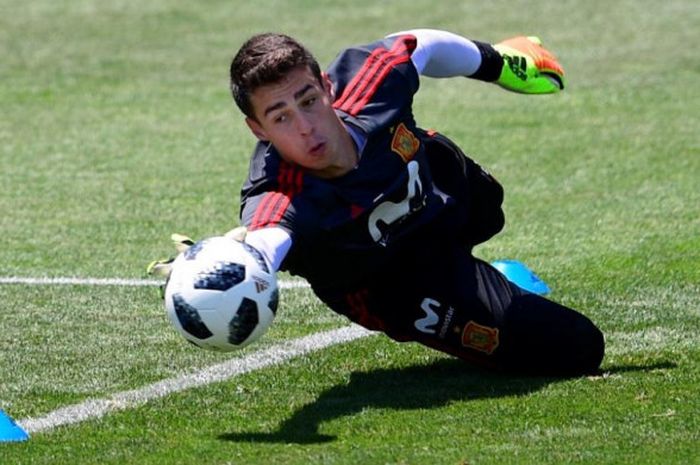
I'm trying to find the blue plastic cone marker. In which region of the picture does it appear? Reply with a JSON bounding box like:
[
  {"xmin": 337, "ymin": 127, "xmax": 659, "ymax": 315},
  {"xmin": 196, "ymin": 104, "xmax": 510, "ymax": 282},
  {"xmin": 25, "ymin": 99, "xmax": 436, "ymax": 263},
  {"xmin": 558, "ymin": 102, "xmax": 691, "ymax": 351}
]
[
  {"xmin": 491, "ymin": 260, "xmax": 551, "ymax": 295},
  {"xmin": 0, "ymin": 410, "xmax": 29, "ymax": 442}
]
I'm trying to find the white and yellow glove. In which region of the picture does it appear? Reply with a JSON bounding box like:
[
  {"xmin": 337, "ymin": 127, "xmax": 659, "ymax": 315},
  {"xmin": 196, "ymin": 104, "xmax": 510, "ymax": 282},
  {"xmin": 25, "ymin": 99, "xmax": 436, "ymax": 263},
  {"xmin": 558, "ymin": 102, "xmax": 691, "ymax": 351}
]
[
  {"xmin": 146, "ymin": 233, "xmax": 195, "ymax": 278},
  {"xmin": 224, "ymin": 226, "xmax": 248, "ymax": 242},
  {"xmin": 146, "ymin": 228, "xmax": 249, "ymax": 278}
]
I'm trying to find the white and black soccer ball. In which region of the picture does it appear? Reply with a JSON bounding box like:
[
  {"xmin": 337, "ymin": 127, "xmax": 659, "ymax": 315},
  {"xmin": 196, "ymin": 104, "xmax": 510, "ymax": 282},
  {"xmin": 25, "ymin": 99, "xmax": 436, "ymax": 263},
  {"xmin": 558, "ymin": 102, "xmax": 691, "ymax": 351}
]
[{"xmin": 163, "ymin": 236, "xmax": 278, "ymax": 351}]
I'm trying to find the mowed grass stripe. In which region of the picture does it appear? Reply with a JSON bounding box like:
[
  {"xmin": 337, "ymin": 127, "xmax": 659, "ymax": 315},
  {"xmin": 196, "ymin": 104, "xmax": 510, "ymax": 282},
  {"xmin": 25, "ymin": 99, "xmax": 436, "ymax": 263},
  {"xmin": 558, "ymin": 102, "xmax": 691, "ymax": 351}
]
[
  {"xmin": 18, "ymin": 324, "xmax": 373, "ymax": 434},
  {"xmin": 0, "ymin": 276, "xmax": 310, "ymax": 289}
]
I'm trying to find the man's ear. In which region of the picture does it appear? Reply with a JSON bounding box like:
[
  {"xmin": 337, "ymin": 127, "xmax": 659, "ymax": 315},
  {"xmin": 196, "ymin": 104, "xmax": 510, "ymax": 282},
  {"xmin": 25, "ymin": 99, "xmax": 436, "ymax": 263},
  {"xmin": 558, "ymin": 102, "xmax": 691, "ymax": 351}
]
[
  {"xmin": 245, "ymin": 117, "xmax": 268, "ymax": 141},
  {"xmin": 322, "ymin": 72, "xmax": 335, "ymax": 100}
]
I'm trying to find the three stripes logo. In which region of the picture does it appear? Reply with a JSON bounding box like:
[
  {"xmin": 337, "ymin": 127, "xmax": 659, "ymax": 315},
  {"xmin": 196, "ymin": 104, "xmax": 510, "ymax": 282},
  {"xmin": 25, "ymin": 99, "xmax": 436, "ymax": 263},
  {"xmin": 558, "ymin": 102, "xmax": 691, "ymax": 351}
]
[
  {"xmin": 333, "ymin": 35, "xmax": 417, "ymax": 116},
  {"xmin": 253, "ymin": 276, "xmax": 270, "ymax": 293},
  {"xmin": 504, "ymin": 54, "xmax": 528, "ymax": 81},
  {"xmin": 249, "ymin": 161, "xmax": 303, "ymax": 230}
]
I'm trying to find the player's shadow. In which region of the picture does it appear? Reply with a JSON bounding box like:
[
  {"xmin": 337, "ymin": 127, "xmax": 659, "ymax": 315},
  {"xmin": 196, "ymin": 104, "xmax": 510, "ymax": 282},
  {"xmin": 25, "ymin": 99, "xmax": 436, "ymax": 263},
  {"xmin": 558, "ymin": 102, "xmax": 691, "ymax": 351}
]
[
  {"xmin": 218, "ymin": 357, "xmax": 677, "ymax": 444},
  {"xmin": 218, "ymin": 358, "xmax": 559, "ymax": 444}
]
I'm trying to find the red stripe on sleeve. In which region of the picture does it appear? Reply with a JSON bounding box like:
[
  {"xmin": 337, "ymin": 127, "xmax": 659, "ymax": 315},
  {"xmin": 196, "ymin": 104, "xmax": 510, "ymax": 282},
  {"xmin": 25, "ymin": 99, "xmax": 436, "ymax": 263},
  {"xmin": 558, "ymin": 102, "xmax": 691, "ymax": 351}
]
[
  {"xmin": 278, "ymin": 160, "xmax": 304, "ymax": 196},
  {"xmin": 249, "ymin": 161, "xmax": 304, "ymax": 230},
  {"xmin": 268, "ymin": 193, "xmax": 291, "ymax": 225},
  {"xmin": 348, "ymin": 52, "xmax": 412, "ymax": 116},
  {"xmin": 250, "ymin": 192, "xmax": 282, "ymax": 230},
  {"xmin": 333, "ymin": 46, "xmax": 390, "ymax": 111},
  {"xmin": 333, "ymin": 36, "xmax": 416, "ymax": 116}
]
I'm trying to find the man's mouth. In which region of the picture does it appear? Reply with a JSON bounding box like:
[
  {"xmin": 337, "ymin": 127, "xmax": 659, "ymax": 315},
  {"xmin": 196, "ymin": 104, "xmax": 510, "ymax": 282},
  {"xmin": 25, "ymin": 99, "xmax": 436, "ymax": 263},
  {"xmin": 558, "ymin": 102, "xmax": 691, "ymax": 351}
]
[{"xmin": 309, "ymin": 142, "xmax": 325, "ymax": 156}]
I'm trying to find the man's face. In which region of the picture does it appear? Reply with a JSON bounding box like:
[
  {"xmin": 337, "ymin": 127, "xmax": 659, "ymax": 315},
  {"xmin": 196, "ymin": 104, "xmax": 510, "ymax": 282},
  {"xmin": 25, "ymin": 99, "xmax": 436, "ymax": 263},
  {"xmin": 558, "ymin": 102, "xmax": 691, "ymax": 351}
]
[{"xmin": 245, "ymin": 66, "xmax": 355, "ymax": 178}]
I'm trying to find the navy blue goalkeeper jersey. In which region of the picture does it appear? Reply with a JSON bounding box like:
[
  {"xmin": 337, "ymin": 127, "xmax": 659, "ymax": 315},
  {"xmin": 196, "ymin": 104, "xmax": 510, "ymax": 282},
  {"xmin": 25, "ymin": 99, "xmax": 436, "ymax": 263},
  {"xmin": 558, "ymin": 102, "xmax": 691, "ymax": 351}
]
[{"xmin": 240, "ymin": 34, "xmax": 476, "ymax": 297}]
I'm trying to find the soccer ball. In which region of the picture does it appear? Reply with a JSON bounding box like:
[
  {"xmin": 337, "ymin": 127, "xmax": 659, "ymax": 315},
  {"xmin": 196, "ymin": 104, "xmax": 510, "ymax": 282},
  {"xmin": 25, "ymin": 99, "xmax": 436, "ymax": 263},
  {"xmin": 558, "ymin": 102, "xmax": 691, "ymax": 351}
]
[{"xmin": 163, "ymin": 236, "xmax": 278, "ymax": 351}]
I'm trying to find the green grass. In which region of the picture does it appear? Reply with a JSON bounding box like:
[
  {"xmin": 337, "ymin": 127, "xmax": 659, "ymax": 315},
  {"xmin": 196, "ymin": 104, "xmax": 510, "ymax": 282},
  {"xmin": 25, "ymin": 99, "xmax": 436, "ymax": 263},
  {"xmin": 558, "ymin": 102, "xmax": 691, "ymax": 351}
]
[{"xmin": 1, "ymin": 0, "xmax": 699, "ymax": 463}]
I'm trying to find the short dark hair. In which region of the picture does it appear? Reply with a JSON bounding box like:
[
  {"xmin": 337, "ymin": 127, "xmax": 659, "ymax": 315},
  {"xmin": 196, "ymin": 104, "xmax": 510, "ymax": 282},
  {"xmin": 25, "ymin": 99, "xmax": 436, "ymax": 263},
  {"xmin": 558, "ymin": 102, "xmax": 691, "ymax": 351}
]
[{"xmin": 230, "ymin": 33, "xmax": 323, "ymax": 120}]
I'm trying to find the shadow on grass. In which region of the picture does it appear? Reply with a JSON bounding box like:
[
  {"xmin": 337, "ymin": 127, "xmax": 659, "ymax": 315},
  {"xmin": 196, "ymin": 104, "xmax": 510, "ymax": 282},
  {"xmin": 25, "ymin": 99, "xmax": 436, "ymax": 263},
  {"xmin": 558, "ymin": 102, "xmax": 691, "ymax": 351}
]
[
  {"xmin": 218, "ymin": 358, "xmax": 565, "ymax": 444},
  {"xmin": 603, "ymin": 360, "xmax": 677, "ymax": 375},
  {"xmin": 219, "ymin": 358, "xmax": 679, "ymax": 444},
  {"xmin": 219, "ymin": 357, "xmax": 679, "ymax": 444}
]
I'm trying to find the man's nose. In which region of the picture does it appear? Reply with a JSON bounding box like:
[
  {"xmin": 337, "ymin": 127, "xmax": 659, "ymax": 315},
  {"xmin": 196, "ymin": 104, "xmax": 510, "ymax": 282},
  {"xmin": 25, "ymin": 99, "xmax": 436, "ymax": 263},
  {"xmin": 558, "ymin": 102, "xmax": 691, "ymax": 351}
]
[{"xmin": 295, "ymin": 113, "xmax": 314, "ymax": 135}]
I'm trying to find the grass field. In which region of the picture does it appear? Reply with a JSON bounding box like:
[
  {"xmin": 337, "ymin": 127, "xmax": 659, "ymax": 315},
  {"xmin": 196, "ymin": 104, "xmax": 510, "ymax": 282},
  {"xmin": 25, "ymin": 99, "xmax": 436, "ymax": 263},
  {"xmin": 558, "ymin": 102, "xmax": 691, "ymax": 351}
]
[{"xmin": 1, "ymin": 0, "xmax": 699, "ymax": 463}]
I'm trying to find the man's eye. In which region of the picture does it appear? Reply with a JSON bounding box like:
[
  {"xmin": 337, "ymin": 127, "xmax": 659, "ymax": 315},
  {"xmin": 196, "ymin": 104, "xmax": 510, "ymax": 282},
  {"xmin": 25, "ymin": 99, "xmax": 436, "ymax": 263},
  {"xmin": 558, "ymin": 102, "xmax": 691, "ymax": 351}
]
[
  {"xmin": 302, "ymin": 97, "xmax": 317, "ymax": 108},
  {"xmin": 273, "ymin": 114, "xmax": 287, "ymax": 123}
]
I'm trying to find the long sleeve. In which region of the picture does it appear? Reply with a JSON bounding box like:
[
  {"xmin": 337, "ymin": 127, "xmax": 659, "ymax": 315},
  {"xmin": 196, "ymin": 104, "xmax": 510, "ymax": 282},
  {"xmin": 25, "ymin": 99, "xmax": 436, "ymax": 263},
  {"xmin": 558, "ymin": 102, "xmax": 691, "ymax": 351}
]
[
  {"xmin": 387, "ymin": 28, "xmax": 502, "ymax": 81},
  {"xmin": 244, "ymin": 227, "xmax": 292, "ymax": 272}
]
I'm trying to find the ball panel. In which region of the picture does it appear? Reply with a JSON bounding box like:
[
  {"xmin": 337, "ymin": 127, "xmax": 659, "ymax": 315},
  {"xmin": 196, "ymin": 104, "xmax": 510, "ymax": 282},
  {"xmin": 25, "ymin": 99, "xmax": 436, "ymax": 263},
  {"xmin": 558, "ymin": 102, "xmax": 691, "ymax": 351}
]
[
  {"xmin": 228, "ymin": 297, "xmax": 259, "ymax": 345},
  {"xmin": 193, "ymin": 261, "xmax": 246, "ymax": 291},
  {"xmin": 171, "ymin": 293, "xmax": 214, "ymax": 339},
  {"xmin": 242, "ymin": 242, "xmax": 270, "ymax": 273},
  {"xmin": 268, "ymin": 288, "xmax": 279, "ymax": 315},
  {"xmin": 183, "ymin": 240, "xmax": 207, "ymax": 260}
]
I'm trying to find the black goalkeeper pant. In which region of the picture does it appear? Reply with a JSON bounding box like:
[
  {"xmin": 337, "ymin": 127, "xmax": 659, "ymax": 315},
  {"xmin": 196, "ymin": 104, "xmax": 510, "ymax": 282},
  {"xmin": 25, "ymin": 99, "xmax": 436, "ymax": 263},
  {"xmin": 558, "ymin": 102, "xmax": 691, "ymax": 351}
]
[{"xmin": 339, "ymin": 248, "xmax": 604, "ymax": 376}]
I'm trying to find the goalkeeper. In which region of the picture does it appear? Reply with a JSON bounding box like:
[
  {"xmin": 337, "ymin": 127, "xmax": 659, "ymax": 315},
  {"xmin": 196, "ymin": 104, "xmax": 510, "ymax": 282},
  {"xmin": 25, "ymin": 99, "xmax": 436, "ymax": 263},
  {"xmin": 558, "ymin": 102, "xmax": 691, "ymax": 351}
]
[{"xmin": 211, "ymin": 29, "xmax": 602, "ymax": 375}]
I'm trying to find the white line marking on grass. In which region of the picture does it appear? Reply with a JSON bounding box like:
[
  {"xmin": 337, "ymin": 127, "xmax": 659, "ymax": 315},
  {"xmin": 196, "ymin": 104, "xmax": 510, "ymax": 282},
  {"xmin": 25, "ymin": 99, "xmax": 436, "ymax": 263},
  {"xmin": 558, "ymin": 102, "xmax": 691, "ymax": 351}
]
[
  {"xmin": 0, "ymin": 276, "xmax": 309, "ymax": 289},
  {"xmin": 18, "ymin": 324, "xmax": 374, "ymax": 434}
]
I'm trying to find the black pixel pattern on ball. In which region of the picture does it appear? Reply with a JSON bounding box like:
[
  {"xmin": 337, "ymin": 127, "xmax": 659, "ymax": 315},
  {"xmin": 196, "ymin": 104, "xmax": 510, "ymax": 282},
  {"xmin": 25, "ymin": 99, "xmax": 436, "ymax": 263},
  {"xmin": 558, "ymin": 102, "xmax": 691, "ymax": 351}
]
[
  {"xmin": 228, "ymin": 297, "xmax": 259, "ymax": 344},
  {"xmin": 183, "ymin": 239, "xmax": 207, "ymax": 260},
  {"xmin": 243, "ymin": 243, "xmax": 270, "ymax": 273},
  {"xmin": 194, "ymin": 262, "xmax": 246, "ymax": 291},
  {"xmin": 269, "ymin": 288, "xmax": 279, "ymax": 315},
  {"xmin": 172, "ymin": 293, "xmax": 213, "ymax": 339}
]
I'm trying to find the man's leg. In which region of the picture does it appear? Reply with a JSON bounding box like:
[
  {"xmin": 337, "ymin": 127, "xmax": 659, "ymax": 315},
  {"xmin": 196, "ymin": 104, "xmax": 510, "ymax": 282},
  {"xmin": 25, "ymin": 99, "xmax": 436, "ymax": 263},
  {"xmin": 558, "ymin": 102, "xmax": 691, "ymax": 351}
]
[
  {"xmin": 370, "ymin": 250, "xmax": 604, "ymax": 376},
  {"xmin": 472, "ymin": 257, "xmax": 605, "ymax": 375}
]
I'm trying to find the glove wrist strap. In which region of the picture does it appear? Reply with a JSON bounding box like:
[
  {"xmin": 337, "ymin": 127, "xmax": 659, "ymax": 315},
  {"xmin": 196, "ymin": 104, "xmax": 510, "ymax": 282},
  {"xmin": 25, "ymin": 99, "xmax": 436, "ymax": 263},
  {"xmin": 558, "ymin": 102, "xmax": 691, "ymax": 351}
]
[{"xmin": 469, "ymin": 41, "xmax": 503, "ymax": 82}]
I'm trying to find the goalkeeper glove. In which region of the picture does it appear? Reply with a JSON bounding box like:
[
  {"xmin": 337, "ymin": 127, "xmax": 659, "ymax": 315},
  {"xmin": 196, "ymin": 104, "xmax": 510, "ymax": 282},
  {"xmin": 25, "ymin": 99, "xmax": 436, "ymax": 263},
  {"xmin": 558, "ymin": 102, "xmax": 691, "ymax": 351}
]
[
  {"xmin": 494, "ymin": 36, "xmax": 565, "ymax": 94},
  {"xmin": 224, "ymin": 226, "xmax": 248, "ymax": 242},
  {"xmin": 146, "ymin": 228, "xmax": 248, "ymax": 278},
  {"xmin": 146, "ymin": 228, "xmax": 249, "ymax": 300},
  {"xmin": 146, "ymin": 233, "xmax": 195, "ymax": 278}
]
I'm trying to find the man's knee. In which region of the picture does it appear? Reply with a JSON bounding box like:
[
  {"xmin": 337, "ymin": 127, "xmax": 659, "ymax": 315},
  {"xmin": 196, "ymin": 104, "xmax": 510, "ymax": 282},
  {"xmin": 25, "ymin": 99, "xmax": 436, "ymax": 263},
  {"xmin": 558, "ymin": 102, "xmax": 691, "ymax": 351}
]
[{"xmin": 499, "ymin": 294, "xmax": 605, "ymax": 376}]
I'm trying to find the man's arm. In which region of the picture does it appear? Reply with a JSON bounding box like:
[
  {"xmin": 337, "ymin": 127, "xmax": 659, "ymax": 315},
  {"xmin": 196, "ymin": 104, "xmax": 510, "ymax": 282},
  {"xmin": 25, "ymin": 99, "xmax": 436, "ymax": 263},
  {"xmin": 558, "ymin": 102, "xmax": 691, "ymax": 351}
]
[
  {"xmin": 146, "ymin": 227, "xmax": 291, "ymax": 280},
  {"xmin": 388, "ymin": 29, "xmax": 485, "ymax": 78},
  {"xmin": 388, "ymin": 28, "xmax": 564, "ymax": 93},
  {"xmin": 241, "ymin": 227, "xmax": 292, "ymax": 272}
]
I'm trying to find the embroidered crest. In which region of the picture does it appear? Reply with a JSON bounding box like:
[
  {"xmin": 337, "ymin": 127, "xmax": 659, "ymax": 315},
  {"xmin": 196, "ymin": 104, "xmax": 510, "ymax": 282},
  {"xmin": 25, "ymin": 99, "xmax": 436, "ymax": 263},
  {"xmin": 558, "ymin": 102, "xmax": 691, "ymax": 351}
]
[
  {"xmin": 390, "ymin": 123, "xmax": 420, "ymax": 162},
  {"xmin": 461, "ymin": 321, "xmax": 500, "ymax": 354}
]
